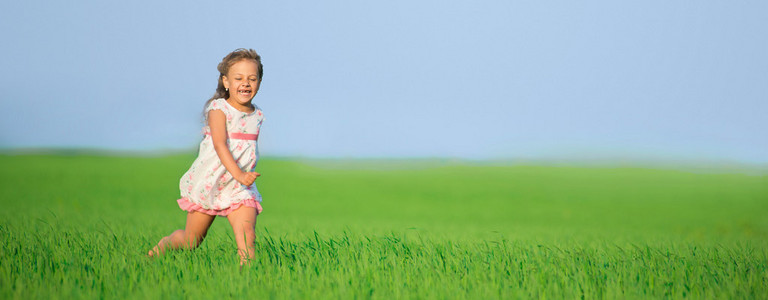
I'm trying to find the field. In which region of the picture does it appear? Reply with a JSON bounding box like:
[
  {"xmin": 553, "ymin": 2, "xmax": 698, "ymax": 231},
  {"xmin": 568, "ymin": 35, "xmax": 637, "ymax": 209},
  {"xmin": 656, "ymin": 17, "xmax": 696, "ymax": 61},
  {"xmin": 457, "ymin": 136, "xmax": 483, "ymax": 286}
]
[{"xmin": 1, "ymin": 153, "xmax": 767, "ymax": 299}]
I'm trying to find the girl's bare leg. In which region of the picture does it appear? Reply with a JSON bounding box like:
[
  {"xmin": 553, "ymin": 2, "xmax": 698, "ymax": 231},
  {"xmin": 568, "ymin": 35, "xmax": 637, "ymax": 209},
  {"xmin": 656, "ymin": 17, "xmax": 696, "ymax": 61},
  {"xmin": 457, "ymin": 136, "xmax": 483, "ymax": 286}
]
[
  {"xmin": 226, "ymin": 206, "xmax": 258, "ymax": 264},
  {"xmin": 148, "ymin": 211, "xmax": 216, "ymax": 257}
]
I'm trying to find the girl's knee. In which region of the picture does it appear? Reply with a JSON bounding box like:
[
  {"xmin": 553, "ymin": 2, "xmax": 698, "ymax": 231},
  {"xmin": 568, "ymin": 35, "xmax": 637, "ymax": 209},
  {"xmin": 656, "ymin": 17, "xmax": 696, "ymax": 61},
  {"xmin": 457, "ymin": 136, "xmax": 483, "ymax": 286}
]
[{"xmin": 233, "ymin": 228, "xmax": 255, "ymax": 240}]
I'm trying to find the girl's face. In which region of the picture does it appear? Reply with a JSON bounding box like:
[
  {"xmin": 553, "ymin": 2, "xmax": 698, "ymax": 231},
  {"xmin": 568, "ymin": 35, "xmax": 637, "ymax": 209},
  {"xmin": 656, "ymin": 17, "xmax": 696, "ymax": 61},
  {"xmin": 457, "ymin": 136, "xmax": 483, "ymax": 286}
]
[{"xmin": 222, "ymin": 59, "xmax": 261, "ymax": 107}]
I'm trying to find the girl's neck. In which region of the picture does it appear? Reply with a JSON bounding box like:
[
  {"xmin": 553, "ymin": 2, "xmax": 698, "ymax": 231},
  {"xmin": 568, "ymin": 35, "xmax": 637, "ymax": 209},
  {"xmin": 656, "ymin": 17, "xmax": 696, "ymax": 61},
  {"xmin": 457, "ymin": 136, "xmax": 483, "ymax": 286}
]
[{"xmin": 225, "ymin": 98, "xmax": 255, "ymax": 113}]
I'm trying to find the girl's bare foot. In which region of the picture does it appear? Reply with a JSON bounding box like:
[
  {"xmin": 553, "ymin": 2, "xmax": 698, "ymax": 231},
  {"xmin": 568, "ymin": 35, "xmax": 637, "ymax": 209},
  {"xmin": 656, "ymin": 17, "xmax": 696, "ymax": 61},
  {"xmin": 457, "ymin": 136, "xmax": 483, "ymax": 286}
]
[
  {"xmin": 239, "ymin": 252, "xmax": 256, "ymax": 266},
  {"xmin": 239, "ymin": 257, "xmax": 253, "ymax": 271},
  {"xmin": 147, "ymin": 236, "xmax": 170, "ymax": 258}
]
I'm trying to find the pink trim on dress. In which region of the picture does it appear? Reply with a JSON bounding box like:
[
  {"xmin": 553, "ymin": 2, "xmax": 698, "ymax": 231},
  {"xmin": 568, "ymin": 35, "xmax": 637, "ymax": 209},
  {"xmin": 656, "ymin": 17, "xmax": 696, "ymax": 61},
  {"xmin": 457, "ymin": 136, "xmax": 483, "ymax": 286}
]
[
  {"xmin": 203, "ymin": 132, "xmax": 258, "ymax": 141},
  {"xmin": 177, "ymin": 197, "xmax": 260, "ymax": 216},
  {"xmin": 229, "ymin": 132, "xmax": 258, "ymax": 140}
]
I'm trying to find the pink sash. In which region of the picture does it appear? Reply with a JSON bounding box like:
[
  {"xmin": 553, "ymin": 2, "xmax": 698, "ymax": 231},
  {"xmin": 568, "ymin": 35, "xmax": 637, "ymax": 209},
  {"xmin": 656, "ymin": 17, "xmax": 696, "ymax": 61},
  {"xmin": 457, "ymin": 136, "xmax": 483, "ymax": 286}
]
[{"xmin": 204, "ymin": 132, "xmax": 258, "ymax": 140}]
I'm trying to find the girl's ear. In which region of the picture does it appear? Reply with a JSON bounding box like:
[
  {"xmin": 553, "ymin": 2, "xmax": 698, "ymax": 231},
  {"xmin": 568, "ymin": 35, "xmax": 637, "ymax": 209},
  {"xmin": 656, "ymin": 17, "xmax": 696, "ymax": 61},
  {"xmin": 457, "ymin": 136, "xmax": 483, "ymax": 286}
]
[{"xmin": 222, "ymin": 75, "xmax": 229, "ymax": 90}]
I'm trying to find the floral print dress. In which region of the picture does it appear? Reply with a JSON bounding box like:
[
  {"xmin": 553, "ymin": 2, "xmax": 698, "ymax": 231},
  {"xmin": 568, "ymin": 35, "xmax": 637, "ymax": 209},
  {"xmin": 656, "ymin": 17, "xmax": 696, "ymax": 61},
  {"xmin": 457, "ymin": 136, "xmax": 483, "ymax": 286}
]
[{"xmin": 177, "ymin": 98, "xmax": 264, "ymax": 216}]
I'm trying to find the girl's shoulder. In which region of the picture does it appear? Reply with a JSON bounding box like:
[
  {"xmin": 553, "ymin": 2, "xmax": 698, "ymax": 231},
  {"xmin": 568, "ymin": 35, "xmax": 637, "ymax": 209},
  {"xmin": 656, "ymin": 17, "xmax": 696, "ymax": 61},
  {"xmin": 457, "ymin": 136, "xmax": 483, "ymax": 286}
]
[
  {"xmin": 205, "ymin": 98, "xmax": 230, "ymax": 114},
  {"xmin": 251, "ymin": 104, "xmax": 264, "ymax": 120}
]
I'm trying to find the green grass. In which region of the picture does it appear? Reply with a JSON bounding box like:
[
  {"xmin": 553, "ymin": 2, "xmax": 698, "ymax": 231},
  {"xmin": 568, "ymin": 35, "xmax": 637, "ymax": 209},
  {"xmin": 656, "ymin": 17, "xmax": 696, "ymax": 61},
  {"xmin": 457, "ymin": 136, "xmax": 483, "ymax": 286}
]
[{"xmin": 1, "ymin": 153, "xmax": 766, "ymax": 299}]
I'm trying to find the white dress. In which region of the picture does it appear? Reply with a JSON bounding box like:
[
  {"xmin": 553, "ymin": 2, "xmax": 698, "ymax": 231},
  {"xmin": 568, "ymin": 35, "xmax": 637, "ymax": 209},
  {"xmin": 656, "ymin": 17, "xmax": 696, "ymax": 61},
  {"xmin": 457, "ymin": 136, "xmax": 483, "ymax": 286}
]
[{"xmin": 177, "ymin": 98, "xmax": 264, "ymax": 216}]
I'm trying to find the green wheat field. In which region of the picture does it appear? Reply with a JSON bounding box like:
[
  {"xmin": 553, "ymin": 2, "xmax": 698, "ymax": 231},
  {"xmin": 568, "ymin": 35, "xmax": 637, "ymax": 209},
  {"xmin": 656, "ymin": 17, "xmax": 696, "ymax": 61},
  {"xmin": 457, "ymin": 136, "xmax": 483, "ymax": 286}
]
[{"xmin": 1, "ymin": 153, "xmax": 766, "ymax": 299}]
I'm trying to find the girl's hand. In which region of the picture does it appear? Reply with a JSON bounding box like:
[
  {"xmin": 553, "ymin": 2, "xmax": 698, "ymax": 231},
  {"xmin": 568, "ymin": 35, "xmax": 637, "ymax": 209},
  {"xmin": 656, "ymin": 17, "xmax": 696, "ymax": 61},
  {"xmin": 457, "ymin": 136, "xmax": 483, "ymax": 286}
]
[{"xmin": 236, "ymin": 171, "xmax": 260, "ymax": 186}]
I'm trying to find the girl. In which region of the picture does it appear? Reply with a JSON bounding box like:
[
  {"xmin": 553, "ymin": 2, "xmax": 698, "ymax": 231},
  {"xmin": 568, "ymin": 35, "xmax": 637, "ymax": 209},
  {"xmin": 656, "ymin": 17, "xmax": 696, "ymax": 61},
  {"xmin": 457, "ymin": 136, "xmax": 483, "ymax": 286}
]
[{"xmin": 148, "ymin": 48, "xmax": 265, "ymax": 265}]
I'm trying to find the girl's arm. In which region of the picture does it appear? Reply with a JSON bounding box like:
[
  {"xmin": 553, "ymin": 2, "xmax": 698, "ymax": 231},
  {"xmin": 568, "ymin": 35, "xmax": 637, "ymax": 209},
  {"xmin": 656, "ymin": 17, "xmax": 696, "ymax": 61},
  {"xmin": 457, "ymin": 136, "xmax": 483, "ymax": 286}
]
[{"xmin": 208, "ymin": 110, "xmax": 260, "ymax": 186}]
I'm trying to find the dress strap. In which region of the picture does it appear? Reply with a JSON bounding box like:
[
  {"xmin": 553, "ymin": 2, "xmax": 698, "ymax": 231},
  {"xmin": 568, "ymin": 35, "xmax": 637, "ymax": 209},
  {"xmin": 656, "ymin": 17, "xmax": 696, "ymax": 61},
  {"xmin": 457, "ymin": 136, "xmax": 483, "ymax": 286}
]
[{"xmin": 204, "ymin": 132, "xmax": 258, "ymax": 141}]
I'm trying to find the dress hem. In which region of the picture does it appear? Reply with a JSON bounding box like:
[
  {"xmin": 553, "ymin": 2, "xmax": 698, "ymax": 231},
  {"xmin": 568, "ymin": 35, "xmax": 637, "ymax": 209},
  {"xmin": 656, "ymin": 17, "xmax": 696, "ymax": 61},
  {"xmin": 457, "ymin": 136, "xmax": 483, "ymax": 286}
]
[{"xmin": 177, "ymin": 197, "xmax": 260, "ymax": 216}]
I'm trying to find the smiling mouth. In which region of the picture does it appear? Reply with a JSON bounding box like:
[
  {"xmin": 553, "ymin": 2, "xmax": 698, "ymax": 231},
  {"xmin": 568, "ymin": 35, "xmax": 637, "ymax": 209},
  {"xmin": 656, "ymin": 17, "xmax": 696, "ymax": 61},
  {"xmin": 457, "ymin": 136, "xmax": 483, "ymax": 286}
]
[{"xmin": 237, "ymin": 89, "xmax": 252, "ymax": 97}]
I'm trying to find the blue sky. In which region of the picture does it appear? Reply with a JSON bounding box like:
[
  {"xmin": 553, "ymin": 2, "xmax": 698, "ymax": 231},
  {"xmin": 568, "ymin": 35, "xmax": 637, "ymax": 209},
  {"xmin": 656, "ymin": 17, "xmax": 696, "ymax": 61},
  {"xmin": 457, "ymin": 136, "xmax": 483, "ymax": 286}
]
[{"xmin": 1, "ymin": 1, "xmax": 766, "ymax": 163}]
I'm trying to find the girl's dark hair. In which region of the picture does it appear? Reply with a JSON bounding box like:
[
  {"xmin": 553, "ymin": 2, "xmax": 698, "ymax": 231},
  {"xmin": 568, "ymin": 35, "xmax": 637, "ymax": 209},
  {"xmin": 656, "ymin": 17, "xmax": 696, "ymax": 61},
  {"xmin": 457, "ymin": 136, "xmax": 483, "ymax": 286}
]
[{"xmin": 203, "ymin": 48, "xmax": 263, "ymax": 117}]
